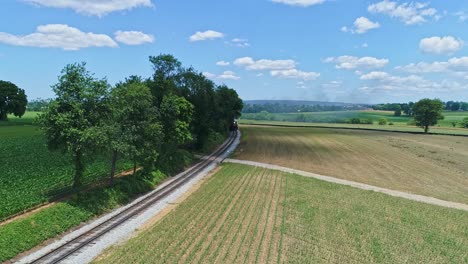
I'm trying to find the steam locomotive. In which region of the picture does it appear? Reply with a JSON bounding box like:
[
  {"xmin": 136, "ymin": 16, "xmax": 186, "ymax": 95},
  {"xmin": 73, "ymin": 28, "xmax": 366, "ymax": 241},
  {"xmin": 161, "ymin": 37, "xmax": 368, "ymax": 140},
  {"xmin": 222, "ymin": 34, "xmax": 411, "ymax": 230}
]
[{"xmin": 229, "ymin": 120, "xmax": 238, "ymax": 131}]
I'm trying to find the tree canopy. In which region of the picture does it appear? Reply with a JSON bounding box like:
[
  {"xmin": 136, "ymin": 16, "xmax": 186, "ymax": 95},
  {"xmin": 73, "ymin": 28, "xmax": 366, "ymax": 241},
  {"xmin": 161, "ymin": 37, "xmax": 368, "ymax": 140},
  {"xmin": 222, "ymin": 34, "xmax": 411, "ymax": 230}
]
[
  {"xmin": 0, "ymin": 80, "xmax": 27, "ymax": 121},
  {"xmin": 412, "ymin": 99, "xmax": 444, "ymax": 133}
]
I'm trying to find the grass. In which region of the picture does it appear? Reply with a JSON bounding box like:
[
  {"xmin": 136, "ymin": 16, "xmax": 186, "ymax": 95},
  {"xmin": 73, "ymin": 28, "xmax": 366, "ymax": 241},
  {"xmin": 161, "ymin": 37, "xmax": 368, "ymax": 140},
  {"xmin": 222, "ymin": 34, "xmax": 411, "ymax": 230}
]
[
  {"xmin": 240, "ymin": 110, "xmax": 468, "ymax": 135},
  {"xmin": 0, "ymin": 112, "xmax": 132, "ymax": 220},
  {"xmin": 93, "ymin": 163, "xmax": 468, "ymax": 264},
  {"xmin": 234, "ymin": 125, "xmax": 468, "ymax": 204},
  {"xmin": 0, "ymin": 171, "xmax": 167, "ymax": 262}
]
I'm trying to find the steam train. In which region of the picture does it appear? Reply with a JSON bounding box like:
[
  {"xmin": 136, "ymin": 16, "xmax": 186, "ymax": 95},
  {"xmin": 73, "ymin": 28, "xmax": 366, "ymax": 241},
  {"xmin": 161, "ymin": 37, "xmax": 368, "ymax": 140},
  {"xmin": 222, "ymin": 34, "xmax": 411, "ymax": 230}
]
[{"xmin": 229, "ymin": 120, "xmax": 238, "ymax": 131}]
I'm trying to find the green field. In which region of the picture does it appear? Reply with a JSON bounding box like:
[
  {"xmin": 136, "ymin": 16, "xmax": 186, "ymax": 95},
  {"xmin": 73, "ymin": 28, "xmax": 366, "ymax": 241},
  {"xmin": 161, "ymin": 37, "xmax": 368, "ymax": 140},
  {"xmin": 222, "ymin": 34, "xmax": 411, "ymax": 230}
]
[
  {"xmin": 94, "ymin": 163, "xmax": 468, "ymax": 263},
  {"xmin": 0, "ymin": 112, "xmax": 131, "ymax": 220},
  {"xmin": 235, "ymin": 125, "xmax": 468, "ymax": 204},
  {"xmin": 240, "ymin": 110, "xmax": 468, "ymax": 135}
]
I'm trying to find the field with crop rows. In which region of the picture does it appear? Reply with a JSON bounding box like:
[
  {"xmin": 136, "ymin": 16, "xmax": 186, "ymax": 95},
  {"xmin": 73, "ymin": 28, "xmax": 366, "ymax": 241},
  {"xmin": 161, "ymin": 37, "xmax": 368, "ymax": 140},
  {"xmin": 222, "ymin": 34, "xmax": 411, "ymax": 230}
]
[
  {"xmin": 234, "ymin": 125, "xmax": 468, "ymax": 204},
  {"xmin": 0, "ymin": 113, "xmax": 131, "ymax": 220},
  {"xmin": 94, "ymin": 163, "xmax": 468, "ymax": 264}
]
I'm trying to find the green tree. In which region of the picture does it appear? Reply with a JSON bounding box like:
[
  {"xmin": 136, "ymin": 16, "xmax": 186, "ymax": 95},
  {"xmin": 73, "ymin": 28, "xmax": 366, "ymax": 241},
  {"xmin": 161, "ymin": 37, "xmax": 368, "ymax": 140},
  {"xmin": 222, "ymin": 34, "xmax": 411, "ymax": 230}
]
[
  {"xmin": 394, "ymin": 105, "xmax": 402, "ymax": 116},
  {"xmin": 107, "ymin": 77, "xmax": 162, "ymax": 183},
  {"xmin": 412, "ymin": 99, "xmax": 444, "ymax": 133},
  {"xmin": 38, "ymin": 62, "xmax": 111, "ymax": 189},
  {"xmin": 0, "ymin": 80, "xmax": 27, "ymax": 121}
]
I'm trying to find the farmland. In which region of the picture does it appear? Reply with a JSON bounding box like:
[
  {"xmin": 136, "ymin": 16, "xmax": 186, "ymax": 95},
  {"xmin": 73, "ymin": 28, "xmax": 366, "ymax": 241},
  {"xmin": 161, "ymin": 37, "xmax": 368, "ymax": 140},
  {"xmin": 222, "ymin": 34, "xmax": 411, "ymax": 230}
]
[
  {"xmin": 240, "ymin": 110, "xmax": 468, "ymax": 135},
  {"xmin": 94, "ymin": 163, "xmax": 468, "ymax": 263},
  {"xmin": 0, "ymin": 113, "xmax": 131, "ymax": 220},
  {"xmin": 234, "ymin": 125, "xmax": 468, "ymax": 204}
]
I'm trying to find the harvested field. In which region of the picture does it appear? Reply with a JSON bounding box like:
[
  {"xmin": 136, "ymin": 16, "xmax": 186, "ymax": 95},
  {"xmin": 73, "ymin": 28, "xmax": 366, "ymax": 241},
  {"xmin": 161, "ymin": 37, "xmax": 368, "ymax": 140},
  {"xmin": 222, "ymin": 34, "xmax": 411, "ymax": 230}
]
[
  {"xmin": 94, "ymin": 163, "xmax": 468, "ymax": 264},
  {"xmin": 234, "ymin": 125, "xmax": 468, "ymax": 204}
]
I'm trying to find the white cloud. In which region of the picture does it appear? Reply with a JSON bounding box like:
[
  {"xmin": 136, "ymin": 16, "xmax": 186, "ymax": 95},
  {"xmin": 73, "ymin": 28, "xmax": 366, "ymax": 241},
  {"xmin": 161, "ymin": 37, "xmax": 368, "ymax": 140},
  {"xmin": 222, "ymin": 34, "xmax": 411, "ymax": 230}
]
[
  {"xmin": 454, "ymin": 11, "xmax": 468, "ymax": 22},
  {"xmin": 368, "ymin": 0, "xmax": 437, "ymax": 25},
  {"xmin": 396, "ymin": 56, "xmax": 468, "ymax": 73},
  {"xmin": 270, "ymin": 69, "xmax": 320, "ymax": 81},
  {"xmin": 114, "ymin": 30, "xmax": 154, "ymax": 45},
  {"xmin": 0, "ymin": 24, "xmax": 117, "ymax": 50},
  {"xmin": 271, "ymin": 0, "xmax": 325, "ymax": 7},
  {"xmin": 233, "ymin": 57, "xmax": 296, "ymax": 70},
  {"xmin": 203, "ymin": 71, "xmax": 240, "ymax": 80},
  {"xmin": 189, "ymin": 30, "xmax": 224, "ymax": 42},
  {"xmin": 24, "ymin": 0, "xmax": 153, "ymax": 16},
  {"xmin": 228, "ymin": 38, "xmax": 250, "ymax": 48},
  {"xmin": 216, "ymin": 60, "xmax": 230, "ymax": 66},
  {"xmin": 359, "ymin": 71, "xmax": 468, "ymax": 93},
  {"xmin": 362, "ymin": 43, "xmax": 369, "ymax": 48},
  {"xmin": 324, "ymin": 56, "xmax": 389, "ymax": 70},
  {"xmin": 342, "ymin": 17, "xmax": 380, "ymax": 34},
  {"xmin": 419, "ymin": 36, "xmax": 464, "ymax": 55}
]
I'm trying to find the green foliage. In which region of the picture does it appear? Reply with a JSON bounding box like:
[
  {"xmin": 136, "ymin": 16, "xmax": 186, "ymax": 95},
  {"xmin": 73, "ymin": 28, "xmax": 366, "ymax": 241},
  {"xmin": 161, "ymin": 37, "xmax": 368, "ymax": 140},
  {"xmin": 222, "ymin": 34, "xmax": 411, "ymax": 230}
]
[
  {"xmin": 38, "ymin": 62, "xmax": 111, "ymax": 188},
  {"xmin": 0, "ymin": 80, "xmax": 27, "ymax": 121},
  {"xmin": 378, "ymin": 118, "xmax": 388, "ymax": 125},
  {"xmin": 107, "ymin": 77, "xmax": 162, "ymax": 181},
  {"xmin": 394, "ymin": 105, "xmax": 402, "ymax": 116},
  {"xmin": 0, "ymin": 171, "xmax": 165, "ymax": 262},
  {"xmin": 412, "ymin": 99, "xmax": 445, "ymax": 133},
  {"xmin": 27, "ymin": 98, "xmax": 51, "ymax": 112},
  {"xmin": 460, "ymin": 117, "xmax": 468, "ymax": 128}
]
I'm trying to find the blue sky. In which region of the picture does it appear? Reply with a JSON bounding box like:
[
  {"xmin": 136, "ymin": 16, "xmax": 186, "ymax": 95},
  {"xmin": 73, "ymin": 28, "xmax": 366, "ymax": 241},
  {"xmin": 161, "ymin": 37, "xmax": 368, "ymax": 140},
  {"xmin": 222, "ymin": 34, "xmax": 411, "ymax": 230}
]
[{"xmin": 1, "ymin": 0, "xmax": 467, "ymax": 103}]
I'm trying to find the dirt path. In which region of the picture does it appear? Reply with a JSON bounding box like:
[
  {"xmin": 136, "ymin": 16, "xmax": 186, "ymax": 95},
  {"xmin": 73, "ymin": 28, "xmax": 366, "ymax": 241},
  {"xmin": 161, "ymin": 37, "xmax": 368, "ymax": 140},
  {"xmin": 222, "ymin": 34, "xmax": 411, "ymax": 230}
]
[{"xmin": 225, "ymin": 159, "xmax": 468, "ymax": 212}]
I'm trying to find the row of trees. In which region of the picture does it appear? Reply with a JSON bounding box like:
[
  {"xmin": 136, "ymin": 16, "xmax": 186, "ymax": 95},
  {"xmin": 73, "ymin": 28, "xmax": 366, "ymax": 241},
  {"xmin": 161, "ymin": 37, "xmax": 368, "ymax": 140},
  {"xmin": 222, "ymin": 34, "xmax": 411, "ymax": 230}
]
[
  {"xmin": 242, "ymin": 103, "xmax": 367, "ymax": 113},
  {"xmin": 374, "ymin": 101, "xmax": 468, "ymax": 117},
  {"xmin": 38, "ymin": 55, "xmax": 243, "ymax": 188}
]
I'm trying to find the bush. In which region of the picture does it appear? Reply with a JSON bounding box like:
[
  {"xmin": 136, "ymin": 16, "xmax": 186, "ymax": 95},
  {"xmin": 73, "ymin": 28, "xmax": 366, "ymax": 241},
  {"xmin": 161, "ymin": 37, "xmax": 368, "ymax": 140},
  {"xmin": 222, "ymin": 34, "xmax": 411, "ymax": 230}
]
[
  {"xmin": 389, "ymin": 122, "xmax": 394, "ymax": 126},
  {"xmin": 378, "ymin": 118, "xmax": 388, "ymax": 125},
  {"xmin": 460, "ymin": 117, "xmax": 468, "ymax": 128},
  {"xmin": 348, "ymin": 118, "xmax": 361, "ymax": 124}
]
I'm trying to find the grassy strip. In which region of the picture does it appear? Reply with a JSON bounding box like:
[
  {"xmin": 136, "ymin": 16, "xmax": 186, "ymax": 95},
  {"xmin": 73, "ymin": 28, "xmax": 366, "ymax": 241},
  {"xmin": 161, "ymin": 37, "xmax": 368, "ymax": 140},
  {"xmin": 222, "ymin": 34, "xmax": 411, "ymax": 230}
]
[{"xmin": 0, "ymin": 171, "xmax": 166, "ymax": 262}]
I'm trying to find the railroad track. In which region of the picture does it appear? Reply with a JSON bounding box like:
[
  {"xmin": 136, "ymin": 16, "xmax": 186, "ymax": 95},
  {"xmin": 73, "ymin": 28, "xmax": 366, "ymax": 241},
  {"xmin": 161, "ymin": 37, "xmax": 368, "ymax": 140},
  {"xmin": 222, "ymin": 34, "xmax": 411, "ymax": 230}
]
[{"xmin": 28, "ymin": 131, "xmax": 238, "ymax": 264}]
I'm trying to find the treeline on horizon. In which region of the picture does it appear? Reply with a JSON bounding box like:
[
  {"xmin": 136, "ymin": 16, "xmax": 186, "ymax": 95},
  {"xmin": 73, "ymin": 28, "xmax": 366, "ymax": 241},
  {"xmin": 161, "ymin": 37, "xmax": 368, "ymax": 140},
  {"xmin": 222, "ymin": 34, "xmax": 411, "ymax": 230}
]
[
  {"xmin": 241, "ymin": 100, "xmax": 468, "ymax": 114},
  {"xmin": 4, "ymin": 54, "xmax": 243, "ymax": 189}
]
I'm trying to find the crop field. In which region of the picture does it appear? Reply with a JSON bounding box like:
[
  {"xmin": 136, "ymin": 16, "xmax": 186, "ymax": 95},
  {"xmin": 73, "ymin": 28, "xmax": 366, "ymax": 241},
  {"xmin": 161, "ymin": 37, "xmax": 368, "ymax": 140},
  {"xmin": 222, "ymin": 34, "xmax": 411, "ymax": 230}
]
[
  {"xmin": 94, "ymin": 163, "xmax": 468, "ymax": 263},
  {"xmin": 240, "ymin": 110, "xmax": 468, "ymax": 135},
  {"xmin": 234, "ymin": 125, "xmax": 468, "ymax": 204},
  {"xmin": 0, "ymin": 113, "xmax": 131, "ymax": 220}
]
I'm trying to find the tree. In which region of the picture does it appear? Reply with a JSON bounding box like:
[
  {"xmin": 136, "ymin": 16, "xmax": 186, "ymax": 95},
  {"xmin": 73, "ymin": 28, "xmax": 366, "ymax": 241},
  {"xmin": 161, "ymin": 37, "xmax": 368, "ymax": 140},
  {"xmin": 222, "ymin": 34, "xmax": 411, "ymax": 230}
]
[
  {"xmin": 451, "ymin": 102, "xmax": 461, "ymax": 111},
  {"xmin": 106, "ymin": 77, "xmax": 162, "ymax": 183},
  {"xmin": 0, "ymin": 80, "xmax": 27, "ymax": 121},
  {"xmin": 412, "ymin": 99, "xmax": 444, "ymax": 133},
  {"xmin": 38, "ymin": 63, "xmax": 111, "ymax": 189},
  {"xmin": 394, "ymin": 105, "xmax": 402, "ymax": 117}
]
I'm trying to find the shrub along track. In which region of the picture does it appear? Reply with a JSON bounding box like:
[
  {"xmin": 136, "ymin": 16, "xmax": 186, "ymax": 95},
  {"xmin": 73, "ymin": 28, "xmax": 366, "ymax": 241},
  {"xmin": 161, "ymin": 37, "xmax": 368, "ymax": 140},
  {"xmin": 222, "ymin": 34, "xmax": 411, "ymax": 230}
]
[{"xmin": 25, "ymin": 131, "xmax": 237, "ymax": 264}]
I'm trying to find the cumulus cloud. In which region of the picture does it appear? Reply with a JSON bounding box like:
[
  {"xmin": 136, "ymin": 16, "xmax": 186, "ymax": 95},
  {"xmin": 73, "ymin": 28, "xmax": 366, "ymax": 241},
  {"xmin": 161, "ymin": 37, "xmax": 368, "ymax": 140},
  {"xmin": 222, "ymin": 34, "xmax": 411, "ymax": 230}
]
[
  {"xmin": 0, "ymin": 24, "xmax": 117, "ymax": 50},
  {"xmin": 368, "ymin": 0, "xmax": 437, "ymax": 25},
  {"xmin": 419, "ymin": 36, "xmax": 464, "ymax": 55},
  {"xmin": 189, "ymin": 30, "xmax": 224, "ymax": 42},
  {"xmin": 270, "ymin": 69, "xmax": 320, "ymax": 81},
  {"xmin": 203, "ymin": 71, "xmax": 240, "ymax": 80},
  {"xmin": 396, "ymin": 56, "xmax": 468, "ymax": 73},
  {"xmin": 359, "ymin": 71, "xmax": 467, "ymax": 93},
  {"xmin": 216, "ymin": 60, "xmax": 230, "ymax": 66},
  {"xmin": 342, "ymin": 17, "xmax": 380, "ymax": 34},
  {"xmin": 114, "ymin": 30, "xmax": 154, "ymax": 45},
  {"xmin": 24, "ymin": 0, "xmax": 153, "ymax": 16},
  {"xmin": 233, "ymin": 57, "xmax": 296, "ymax": 71},
  {"xmin": 271, "ymin": 0, "xmax": 325, "ymax": 7},
  {"xmin": 324, "ymin": 56, "xmax": 389, "ymax": 70}
]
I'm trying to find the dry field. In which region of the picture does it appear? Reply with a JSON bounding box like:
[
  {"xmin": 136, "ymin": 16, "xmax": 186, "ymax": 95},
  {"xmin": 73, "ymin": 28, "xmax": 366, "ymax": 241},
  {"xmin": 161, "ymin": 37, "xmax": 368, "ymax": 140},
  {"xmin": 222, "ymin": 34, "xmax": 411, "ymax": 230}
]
[
  {"xmin": 234, "ymin": 125, "xmax": 468, "ymax": 204},
  {"xmin": 94, "ymin": 164, "xmax": 468, "ymax": 264}
]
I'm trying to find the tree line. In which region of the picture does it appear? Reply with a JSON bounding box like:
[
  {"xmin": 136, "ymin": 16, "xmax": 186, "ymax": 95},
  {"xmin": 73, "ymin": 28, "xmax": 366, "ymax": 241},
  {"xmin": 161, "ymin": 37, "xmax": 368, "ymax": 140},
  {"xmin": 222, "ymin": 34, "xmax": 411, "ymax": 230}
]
[
  {"xmin": 8, "ymin": 54, "xmax": 243, "ymax": 189},
  {"xmin": 242, "ymin": 103, "xmax": 368, "ymax": 113}
]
